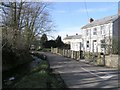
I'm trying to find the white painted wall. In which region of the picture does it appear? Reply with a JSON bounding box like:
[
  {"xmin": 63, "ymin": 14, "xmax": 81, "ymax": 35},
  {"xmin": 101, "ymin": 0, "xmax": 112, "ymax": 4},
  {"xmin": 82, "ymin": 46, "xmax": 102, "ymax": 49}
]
[
  {"xmin": 82, "ymin": 22, "xmax": 113, "ymax": 53},
  {"xmin": 63, "ymin": 20, "xmax": 117, "ymax": 53},
  {"xmin": 63, "ymin": 39, "xmax": 71, "ymax": 44},
  {"xmin": 70, "ymin": 38, "xmax": 83, "ymax": 51}
]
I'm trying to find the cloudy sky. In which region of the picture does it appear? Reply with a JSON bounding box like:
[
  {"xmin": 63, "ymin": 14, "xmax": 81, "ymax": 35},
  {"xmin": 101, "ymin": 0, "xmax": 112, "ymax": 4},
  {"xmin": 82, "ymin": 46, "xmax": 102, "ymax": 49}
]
[{"xmin": 49, "ymin": 2, "xmax": 118, "ymax": 40}]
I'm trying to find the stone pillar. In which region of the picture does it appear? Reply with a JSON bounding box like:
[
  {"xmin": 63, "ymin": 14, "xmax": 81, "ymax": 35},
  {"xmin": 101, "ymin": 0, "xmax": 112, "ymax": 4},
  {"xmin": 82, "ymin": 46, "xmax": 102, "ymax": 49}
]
[
  {"xmin": 76, "ymin": 51, "xmax": 80, "ymax": 60},
  {"xmin": 71, "ymin": 50, "xmax": 73, "ymax": 59},
  {"xmin": 74, "ymin": 51, "xmax": 77, "ymax": 59},
  {"xmin": 51, "ymin": 47, "xmax": 53, "ymax": 53},
  {"xmin": 67, "ymin": 50, "xmax": 69, "ymax": 57},
  {"xmin": 64, "ymin": 50, "xmax": 66, "ymax": 57},
  {"xmin": 69, "ymin": 50, "xmax": 71, "ymax": 58},
  {"xmin": 63, "ymin": 49, "xmax": 65, "ymax": 56},
  {"xmin": 60, "ymin": 49, "xmax": 62, "ymax": 55},
  {"xmin": 67, "ymin": 50, "xmax": 70, "ymax": 57},
  {"xmin": 73, "ymin": 51, "xmax": 75, "ymax": 59}
]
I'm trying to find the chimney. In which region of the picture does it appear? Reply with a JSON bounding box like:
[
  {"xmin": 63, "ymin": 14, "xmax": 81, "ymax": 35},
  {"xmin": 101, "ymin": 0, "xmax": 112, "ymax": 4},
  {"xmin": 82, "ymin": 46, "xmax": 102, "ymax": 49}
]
[
  {"xmin": 76, "ymin": 33, "xmax": 78, "ymax": 35},
  {"xmin": 89, "ymin": 18, "xmax": 94, "ymax": 23},
  {"xmin": 66, "ymin": 34, "xmax": 68, "ymax": 37}
]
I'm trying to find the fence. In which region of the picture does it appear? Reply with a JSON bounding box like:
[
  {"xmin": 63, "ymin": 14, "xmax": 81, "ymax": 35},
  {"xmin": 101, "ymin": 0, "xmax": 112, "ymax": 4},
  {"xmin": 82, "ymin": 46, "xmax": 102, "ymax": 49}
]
[
  {"xmin": 51, "ymin": 47, "xmax": 119, "ymax": 68},
  {"xmin": 51, "ymin": 47, "xmax": 84, "ymax": 60}
]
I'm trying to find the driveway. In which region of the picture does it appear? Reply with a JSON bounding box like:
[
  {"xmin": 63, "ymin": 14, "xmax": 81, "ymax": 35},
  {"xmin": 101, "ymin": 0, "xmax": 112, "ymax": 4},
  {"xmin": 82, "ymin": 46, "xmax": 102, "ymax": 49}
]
[{"xmin": 41, "ymin": 52, "xmax": 119, "ymax": 88}]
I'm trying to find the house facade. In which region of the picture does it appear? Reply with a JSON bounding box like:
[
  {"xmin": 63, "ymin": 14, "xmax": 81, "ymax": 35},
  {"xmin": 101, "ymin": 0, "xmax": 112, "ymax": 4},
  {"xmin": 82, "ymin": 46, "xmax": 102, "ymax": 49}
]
[
  {"xmin": 63, "ymin": 15, "xmax": 118, "ymax": 54},
  {"xmin": 63, "ymin": 35, "xmax": 74, "ymax": 44},
  {"xmin": 81, "ymin": 15, "xmax": 118, "ymax": 54},
  {"xmin": 63, "ymin": 34, "xmax": 83, "ymax": 51}
]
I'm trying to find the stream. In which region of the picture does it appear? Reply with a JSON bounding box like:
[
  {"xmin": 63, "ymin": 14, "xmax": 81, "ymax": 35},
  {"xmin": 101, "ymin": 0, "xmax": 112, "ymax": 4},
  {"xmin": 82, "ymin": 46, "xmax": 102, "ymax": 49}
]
[{"xmin": 2, "ymin": 55, "xmax": 41, "ymax": 88}]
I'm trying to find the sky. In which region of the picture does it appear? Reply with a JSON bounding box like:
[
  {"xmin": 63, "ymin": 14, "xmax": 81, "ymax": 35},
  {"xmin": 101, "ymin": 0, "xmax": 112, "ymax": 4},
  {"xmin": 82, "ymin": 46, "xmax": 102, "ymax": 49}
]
[{"xmin": 49, "ymin": 2, "xmax": 118, "ymax": 40}]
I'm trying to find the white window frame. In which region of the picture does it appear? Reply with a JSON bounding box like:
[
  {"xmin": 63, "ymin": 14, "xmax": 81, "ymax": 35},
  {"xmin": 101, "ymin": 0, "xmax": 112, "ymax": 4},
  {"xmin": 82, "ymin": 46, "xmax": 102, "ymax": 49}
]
[
  {"xmin": 93, "ymin": 28, "xmax": 97, "ymax": 35},
  {"xmin": 86, "ymin": 41, "xmax": 89, "ymax": 48},
  {"xmin": 100, "ymin": 25, "xmax": 105, "ymax": 34}
]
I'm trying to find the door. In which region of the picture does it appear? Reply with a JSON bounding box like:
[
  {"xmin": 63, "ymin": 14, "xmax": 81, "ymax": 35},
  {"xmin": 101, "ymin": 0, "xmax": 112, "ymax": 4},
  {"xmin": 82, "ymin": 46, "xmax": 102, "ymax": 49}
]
[{"xmin": 93, "ymin": 40, "xmax": 97, "ymax": 52}]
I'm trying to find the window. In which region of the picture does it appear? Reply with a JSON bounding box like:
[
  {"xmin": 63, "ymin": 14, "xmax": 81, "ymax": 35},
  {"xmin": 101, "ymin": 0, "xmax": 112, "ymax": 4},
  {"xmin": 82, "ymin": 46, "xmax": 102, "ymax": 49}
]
[
  {"xmin": 101, "ymin": 40, "xmax": 105, "ymax": 43},
  {"xmin": 93, "ymin": 40, "xmax": 97, "ymax": 42},
  {"xmin": 86, "ymin": 41, "xmax": 89, "ymax": 48},
  {"xmin": 101, "ymin": 39, "xmax": 105, "ymax": 48},
  {"xmin": 100, "ymin": 25, "xmax": 105, "ymax": 34},
  {"xmin": 86, "ymin": 29, "xmax": 89, "ymax": 36},
  {"xmin": 93, "ymin": 28, "xmax": 97, "ymax": 35},
  {"xmin": 81, "ymin": 43, "xmax": 83, "ymax": 47}
]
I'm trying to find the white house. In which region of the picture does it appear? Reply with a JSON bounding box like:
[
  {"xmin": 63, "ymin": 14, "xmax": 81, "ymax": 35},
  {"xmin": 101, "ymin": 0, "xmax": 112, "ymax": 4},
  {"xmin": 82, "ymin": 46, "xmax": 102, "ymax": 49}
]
[
  {"xmin": 81, "ymin": 15, "xmax": 118, "ymax": 54},
  {"xmin": 63, "ymin": 15, "xmax": 119, "ymax": 54},
  {"xmin": 70, "ymin": 35, "xmax": 83, "ymax": 51},
  {"xmin": 63, "ymin": 34, "xmax": 83, "ymax": 51},
  {"xmin": 63, "ymin": 35, "xmax": 74, "ymax": 44}
]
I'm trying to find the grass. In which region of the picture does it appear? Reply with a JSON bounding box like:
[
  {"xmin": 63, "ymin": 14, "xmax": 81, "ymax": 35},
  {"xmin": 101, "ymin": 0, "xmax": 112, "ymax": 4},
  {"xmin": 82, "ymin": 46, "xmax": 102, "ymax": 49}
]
[{"xmin": 13, "ymin": 59, "xmax": 67, "ymax": 88}]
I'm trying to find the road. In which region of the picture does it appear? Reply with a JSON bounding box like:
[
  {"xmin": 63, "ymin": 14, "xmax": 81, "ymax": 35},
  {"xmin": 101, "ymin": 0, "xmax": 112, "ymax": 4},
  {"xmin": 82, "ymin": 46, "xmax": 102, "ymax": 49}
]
[{"xmin": 42, "ymin": 52, "xmax": 119, "ymax": 88}]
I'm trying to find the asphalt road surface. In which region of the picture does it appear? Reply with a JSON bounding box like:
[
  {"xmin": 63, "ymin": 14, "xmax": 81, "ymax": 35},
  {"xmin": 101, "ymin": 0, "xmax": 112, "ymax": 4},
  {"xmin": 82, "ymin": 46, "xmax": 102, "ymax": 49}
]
[{"xmin": 41, "ymin": 52, "xmax": 120, "ymax": 89}]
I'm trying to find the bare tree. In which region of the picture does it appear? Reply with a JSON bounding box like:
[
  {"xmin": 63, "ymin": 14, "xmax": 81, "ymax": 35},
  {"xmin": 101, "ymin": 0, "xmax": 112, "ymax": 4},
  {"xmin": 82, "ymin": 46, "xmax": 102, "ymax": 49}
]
[{"xmin": 1, "ymin": 1, "xmax": 54, "ymax": 50}]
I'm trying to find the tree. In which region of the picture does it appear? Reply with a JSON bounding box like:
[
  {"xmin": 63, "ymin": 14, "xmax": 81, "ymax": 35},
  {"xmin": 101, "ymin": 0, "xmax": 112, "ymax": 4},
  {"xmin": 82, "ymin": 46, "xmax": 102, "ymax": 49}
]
[
  {"xmin": 1, "ymin": 1, "xmax": 54, "ymax": 68},
  {"xmin": 1, "ymin": 1, "xmax": 54, "ymax": 50},
  {"xmin": 43, "ymin": 40, "xmax": 57, "ymax": 48},
  {"xmin": 55, "ymin": 36, "xmax": 64, "ymax": 48},
  {"xmin": 40, "ymin": 34, "xmax": 48, "ymax": 48},
  {"xmin": 41, "ymin": 34, "xmax": 48, "ymax": 43}
]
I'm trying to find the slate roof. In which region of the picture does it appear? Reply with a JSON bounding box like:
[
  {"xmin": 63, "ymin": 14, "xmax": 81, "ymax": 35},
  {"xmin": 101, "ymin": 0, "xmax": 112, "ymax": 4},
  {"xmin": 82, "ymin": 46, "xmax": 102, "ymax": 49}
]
[
  {"xmin": 63, "ymin": 35, "xmax": 82, "ymax": 40},
  {"xmin": 81, "ymin": 15, "xmax": 118, "ymax": 29}
]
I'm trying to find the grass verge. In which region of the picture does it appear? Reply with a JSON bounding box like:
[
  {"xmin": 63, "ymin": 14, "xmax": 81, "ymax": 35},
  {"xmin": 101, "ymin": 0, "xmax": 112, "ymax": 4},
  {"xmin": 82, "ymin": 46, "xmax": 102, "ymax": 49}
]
[{"xmin": 13, "ymin": 58, "xmax": 67, "ymax": 88}]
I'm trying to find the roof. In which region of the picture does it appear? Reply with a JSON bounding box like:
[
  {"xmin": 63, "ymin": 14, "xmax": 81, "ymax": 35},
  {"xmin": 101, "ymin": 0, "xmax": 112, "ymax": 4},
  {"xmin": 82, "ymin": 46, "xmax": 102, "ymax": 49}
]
[
  {"xmin": 81, "ymin": 15, "xmax": 118, "ymax": 29},
  {"xmin": 63, "ymin": 35, "xmax": 82, "ymax": 40}
]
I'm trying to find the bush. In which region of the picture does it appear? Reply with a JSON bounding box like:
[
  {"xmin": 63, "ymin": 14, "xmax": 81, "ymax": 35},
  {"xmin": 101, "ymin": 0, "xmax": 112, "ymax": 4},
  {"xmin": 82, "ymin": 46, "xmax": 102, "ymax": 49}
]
[{"xmin": 2, "ymin": 45, "xmax": 33, "ymax": 70}]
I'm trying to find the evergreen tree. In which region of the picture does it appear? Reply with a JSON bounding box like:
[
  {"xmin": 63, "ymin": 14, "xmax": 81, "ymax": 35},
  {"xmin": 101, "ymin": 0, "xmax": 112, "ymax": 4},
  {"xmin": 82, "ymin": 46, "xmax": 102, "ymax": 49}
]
[
  {"xmin": 55, "ymin": 36, "xmax": 64, "ymax": 48},
  {"xmin": 40, "ymin": 34, "xmax": 48, "ymax": 48}
]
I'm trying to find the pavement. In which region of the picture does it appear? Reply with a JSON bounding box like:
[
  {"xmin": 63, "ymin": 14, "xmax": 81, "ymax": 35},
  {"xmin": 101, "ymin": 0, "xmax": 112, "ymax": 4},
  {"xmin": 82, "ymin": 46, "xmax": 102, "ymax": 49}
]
[{"xmin": 41, "ymin": 52, "xmax": 120, "ymax": 89}]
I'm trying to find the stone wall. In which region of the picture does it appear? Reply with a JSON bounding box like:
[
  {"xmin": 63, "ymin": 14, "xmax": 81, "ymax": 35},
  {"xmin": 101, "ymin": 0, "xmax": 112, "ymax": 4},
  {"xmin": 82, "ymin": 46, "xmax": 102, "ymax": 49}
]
[
  {"xmin": 51, "ymin": 47, "xmax": 83, "ymax": 60},
  {"xmin": 105, "ymin": 55, "xmax": 118, "ymax": 68},
  {"xmin": 51, "ymin": 47, "xmax": 119, "ymax": 68}
]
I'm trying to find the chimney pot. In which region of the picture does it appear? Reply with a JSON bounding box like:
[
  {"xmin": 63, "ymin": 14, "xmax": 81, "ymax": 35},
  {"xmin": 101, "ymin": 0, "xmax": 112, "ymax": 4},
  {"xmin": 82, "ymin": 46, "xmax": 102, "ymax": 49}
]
[
  {"xmin": 89, "ymin": 18, "xmax": 94, "ymax": 23},
  {"xmin": 76, "ymin": 33, "xmax": 78, "ymax": 35}
]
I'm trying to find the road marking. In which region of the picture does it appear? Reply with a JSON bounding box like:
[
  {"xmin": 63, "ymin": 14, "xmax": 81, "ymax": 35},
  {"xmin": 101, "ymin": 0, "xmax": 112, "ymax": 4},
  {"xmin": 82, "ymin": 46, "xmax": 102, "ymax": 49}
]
[
  {"xmin": 80, "ymin": 66, "xmax": 117, "ymax": 80},
  {"xmin": 100, "ymin": 74, "xmax": 117, "ymax": 79}
]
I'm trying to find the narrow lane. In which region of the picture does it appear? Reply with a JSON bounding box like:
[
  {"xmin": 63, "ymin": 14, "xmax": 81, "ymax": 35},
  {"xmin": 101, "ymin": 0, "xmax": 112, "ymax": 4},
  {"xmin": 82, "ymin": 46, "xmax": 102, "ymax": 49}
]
[{"xmin": 43, "ymin": 52, "xmax": 119, "ymax": 88}]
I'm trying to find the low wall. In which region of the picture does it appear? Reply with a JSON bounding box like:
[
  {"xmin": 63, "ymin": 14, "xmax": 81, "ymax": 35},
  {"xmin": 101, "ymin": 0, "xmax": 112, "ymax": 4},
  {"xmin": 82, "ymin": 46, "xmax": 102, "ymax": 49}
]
[
  {"xmin": 51, "ymin": 47, "xmax": 119, "ymax": 68},
  {"xmin": 51, "ymin": 47, "xmax": 82, "ymax": 60},
  {"xmin": 105, "ymin": 55, "xmax": 118, "ymax": 68}
]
